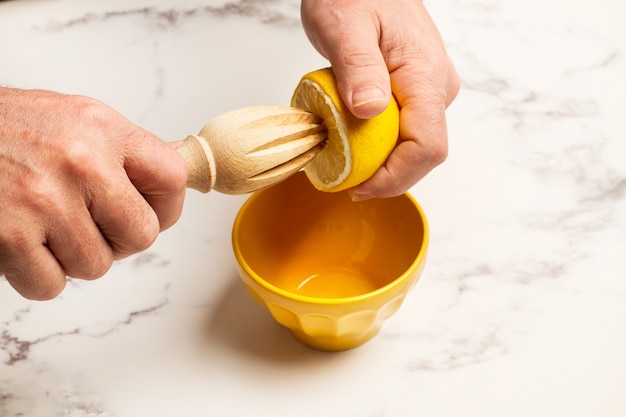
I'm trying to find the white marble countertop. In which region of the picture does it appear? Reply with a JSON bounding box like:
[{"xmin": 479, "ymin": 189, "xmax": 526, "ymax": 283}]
[{"xmin": 1, "ymin": 0, "xmax": 625, "ymax": 415}]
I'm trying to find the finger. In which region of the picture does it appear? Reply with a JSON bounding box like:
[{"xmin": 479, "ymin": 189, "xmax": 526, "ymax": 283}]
[
  {"xmin": 350, "ymin": 121, "xmax": 448, "ymax": 200},
  {"xmin": 351, "ymin": 67, "xmax": 450, "ymax": 200},
  {"xmin": 123, "ymin": 134, "xmax": 187, "ymax": 232},
  {"xmin": 305, "ymin": 6, "xmax": 391, "ymax": 119},
  {"xmin": 45, "ymin": 206, "xmax": 114, "ymax": 280},
  {"xmin": 331, "ymin": 35, "xmax": 392, "ymax": 119},
  {"xmin": 87, "ymin": 173, "xmax": 160, "ymax": 260},
  {"xmin": 4, "ymin": 243, "xmax": 67, "ymax": 301}
]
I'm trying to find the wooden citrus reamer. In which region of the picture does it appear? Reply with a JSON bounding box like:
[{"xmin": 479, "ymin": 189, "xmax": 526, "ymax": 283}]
[{"xmin": 176, "ymin": 105, "xmax": 327, "ymax": 194}]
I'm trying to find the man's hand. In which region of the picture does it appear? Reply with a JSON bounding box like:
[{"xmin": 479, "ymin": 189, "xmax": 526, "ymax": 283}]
[
  {"xmin": 0, "ymin": 88, "xmax": 187, "ymax": 300},
  {"xmin": 301, "ymin": 0, "xmax": 460, "ymax": 200}
]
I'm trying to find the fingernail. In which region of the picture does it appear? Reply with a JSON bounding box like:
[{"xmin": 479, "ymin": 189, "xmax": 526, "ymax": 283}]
[
  {"xmin": 352, "ymin": 85, "xmax": 388, "ymax": 108},
  {"xmin": 349, "ymin": 189, "xmax": 373, "ymax": 202}
]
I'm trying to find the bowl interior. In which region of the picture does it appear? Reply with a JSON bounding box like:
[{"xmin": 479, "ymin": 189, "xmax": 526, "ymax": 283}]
[{"xmin": 233, "ymin": 173, "xmax": 426, "ymax": 299}]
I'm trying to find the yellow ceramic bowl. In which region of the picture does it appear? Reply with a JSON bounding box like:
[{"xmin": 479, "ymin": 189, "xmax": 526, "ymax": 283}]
[{"xmin": 232, "ymin": 172, "xmax": 428, "ymax": 351}]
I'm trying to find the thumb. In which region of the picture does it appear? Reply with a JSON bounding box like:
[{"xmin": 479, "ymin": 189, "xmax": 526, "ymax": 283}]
[{"xmin": 325, "ymin": 26, "xmax": 391, "ymax": 119}]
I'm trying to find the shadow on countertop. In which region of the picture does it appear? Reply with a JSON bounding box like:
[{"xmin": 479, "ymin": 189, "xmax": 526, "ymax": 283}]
[{"xmin": 203, "ymin": 275, "xmax": 357, "ymax": 366}]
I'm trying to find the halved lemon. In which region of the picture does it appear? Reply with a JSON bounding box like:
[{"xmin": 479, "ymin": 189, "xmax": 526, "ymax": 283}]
[{"xmin": 290, "ymin": 67, "xmax": 399, "ymax": 192}]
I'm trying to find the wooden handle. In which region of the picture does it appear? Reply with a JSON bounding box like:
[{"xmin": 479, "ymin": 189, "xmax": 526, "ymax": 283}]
[
  {"xmin": 176, "ymin": 134, "xmax": 216, "ymax": 193},
  {"xmin": 176, "ymin": 105, "xmax": 326, "ymax": 195}
]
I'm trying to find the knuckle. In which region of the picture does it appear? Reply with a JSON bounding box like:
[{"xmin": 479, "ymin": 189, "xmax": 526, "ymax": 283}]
[
  {"xmin": 21, "ymin": 176, "xmax": 65, "ymax": 217},
  {"xmin": 131, "ymin": 217, "xmax": 160, "ymax": 252},
  {"xmin": 55, "ymin": 96, "xmax": 118, "ymax": 182},
  {"xmin": 61, "ymin": 138, "xmax": 98, "ymax": 176},
  {"xmin": 70, "ymin": 94, "xmax": 112, "ymax": 126},
  {"xmin": 0, "ymin": 226, "xmax": 41, "ymax": 267},
  {"xmin": 58, "ymin": 138, "xmax": 111, "ymax": 187},
  {"xmin": 424, "ymin": 139, "xmax": 448, "ymax": 166},
  {"xmin": 111, "ymin": 212, "xmax": 159, "ymax": 257},
  {"xmin": 3, "ymin": 261, "xmax": 67, "ymax": 302},
  {"xmin": 342, "ymin": 48, "xmax": 384, "ymax": 68},
  {"xmin": 24, "ymin": 278, "xmax": 66, "ymax": 301},
  {"xmin": 77, "ymin": 256, "xmax": 113, "ymax": 281},
  {"xmin": 64, "ymin": 244, "xmax": 114, "ymax": 281}
]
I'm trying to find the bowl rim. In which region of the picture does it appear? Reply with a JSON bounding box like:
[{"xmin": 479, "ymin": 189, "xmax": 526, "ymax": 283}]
[{"xmin": 231, "ymin": 189, "xmax": 429, "ymax": 305}]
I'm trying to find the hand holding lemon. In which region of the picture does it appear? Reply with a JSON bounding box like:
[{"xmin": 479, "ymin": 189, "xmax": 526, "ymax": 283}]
[
  {"xmin": 291, "ymin": 68, "xmax": 399, "ymax": 193},
  {"xmin": 300, "ymin": 0, "xmax": 460, "ymax": 200}
]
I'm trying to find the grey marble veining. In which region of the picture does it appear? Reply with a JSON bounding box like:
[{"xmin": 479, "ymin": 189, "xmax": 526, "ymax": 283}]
[
  {"xmin": 40, "ymin": 1, "xmax": 301, "ymax": 32},
  {"xmin": 1, "ymin": 0, "xmax": 625, "ymax": 415}
]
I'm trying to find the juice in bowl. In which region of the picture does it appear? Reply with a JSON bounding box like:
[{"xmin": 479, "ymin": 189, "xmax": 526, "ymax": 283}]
[{"xmin": 231, "ymin": 172, "xmax": 428, "ymax": 351}]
